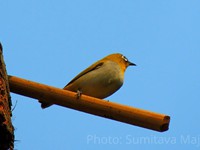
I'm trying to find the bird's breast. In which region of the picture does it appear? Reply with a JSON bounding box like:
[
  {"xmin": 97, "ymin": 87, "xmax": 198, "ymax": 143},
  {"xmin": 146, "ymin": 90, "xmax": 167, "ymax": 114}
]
[{"xmin": 65, "ymin": 61, "xmax": 124, "ymax": 99}]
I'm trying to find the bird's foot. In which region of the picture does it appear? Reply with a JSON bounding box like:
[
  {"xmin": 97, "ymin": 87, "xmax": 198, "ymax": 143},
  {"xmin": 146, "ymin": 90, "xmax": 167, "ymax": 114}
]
[{"xmin": 76, "ymin": 89, "xmax": 82, "ymax": 99}]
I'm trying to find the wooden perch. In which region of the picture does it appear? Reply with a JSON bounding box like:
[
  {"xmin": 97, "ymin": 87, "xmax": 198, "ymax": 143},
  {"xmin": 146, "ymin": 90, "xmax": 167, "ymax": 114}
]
[{"xmin": 8, "ymin": 75, "xmax": 170, "ymax": 132}]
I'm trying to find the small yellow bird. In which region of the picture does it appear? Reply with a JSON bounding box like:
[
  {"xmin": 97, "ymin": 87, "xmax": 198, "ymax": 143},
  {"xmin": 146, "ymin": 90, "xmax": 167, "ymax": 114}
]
[{"xmin": 40, "ymin": 53, "xmax": 136, "ymax": 108}]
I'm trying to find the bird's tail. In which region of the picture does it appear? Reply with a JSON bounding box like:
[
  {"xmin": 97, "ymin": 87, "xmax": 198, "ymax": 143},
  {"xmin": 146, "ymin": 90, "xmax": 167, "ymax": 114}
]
[
  {"xmin": 39, "ymin": 87, "xmax": 67, "ymax": 109},
  {"xmin": 39, "ymin": 100, "xmax": 53, "ymax": 109}
]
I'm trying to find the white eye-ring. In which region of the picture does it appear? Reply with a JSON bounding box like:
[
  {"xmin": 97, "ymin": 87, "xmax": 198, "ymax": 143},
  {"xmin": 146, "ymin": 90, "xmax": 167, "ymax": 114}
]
[{"xmin": 122, "ymin": 55, "xmax": 128, "ymax": 62}]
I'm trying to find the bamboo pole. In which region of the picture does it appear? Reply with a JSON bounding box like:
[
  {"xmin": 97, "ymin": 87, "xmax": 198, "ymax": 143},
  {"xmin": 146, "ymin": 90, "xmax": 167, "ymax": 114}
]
[{"xmin": 8, "ymin": 75, "xmax": 170, "ymax": 132}]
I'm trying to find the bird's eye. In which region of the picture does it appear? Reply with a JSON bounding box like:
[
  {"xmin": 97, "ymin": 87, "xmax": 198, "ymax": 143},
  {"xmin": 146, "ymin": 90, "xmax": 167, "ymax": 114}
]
[{"xmin": 122, "ymin": 55, "xmax": 128, "ymax": 62}]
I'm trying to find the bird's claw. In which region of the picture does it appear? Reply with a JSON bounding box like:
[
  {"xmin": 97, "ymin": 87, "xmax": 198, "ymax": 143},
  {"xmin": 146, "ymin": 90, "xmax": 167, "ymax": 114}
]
[{"xmin": 76, "ymin": 89, "xmax": 82, "ymax": 99}]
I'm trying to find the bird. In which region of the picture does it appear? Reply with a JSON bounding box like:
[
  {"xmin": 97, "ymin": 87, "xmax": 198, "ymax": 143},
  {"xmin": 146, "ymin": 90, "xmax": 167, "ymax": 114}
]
[{"xmin": 40, "ymin": 53, "xmax": 136, "ymax": 108}]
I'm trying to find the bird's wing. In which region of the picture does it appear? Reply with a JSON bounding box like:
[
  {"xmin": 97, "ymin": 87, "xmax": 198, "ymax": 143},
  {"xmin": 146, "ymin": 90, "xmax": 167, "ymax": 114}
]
[{"xmin": 64, "ymin": 61, "xmax": 104, "ymax": 88}]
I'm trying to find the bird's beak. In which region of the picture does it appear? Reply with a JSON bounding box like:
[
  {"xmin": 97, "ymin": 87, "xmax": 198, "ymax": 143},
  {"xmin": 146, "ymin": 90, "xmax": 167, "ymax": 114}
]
[{"xmin": 128, "ymin": 61, "xmax": 136, "ymax": 66}]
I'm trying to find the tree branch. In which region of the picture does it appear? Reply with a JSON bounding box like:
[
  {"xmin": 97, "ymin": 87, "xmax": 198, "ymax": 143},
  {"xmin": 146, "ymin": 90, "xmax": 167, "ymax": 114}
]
[{"xmin": 0, "ymin": 43, "xmax": 14, "ymax": 150}]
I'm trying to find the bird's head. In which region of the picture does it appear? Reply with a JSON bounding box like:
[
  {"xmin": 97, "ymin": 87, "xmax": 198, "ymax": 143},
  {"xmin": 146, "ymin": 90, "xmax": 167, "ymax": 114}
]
[{"xmin": 105, "ymin": 53, "xmax": 136, "ymax": 71}]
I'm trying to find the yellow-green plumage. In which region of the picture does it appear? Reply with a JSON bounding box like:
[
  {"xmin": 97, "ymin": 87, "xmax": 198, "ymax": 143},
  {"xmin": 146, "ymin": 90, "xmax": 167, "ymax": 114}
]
[{"xmin": 40, "ymin": 53, "xmax": 135, "ymax": 108}]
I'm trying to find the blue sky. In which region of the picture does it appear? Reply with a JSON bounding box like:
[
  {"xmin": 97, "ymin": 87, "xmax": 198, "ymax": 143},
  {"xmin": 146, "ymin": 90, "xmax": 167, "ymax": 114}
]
[{"xmin": 1, "ymin": 0, "xmax": 200, "ymax": 149}]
